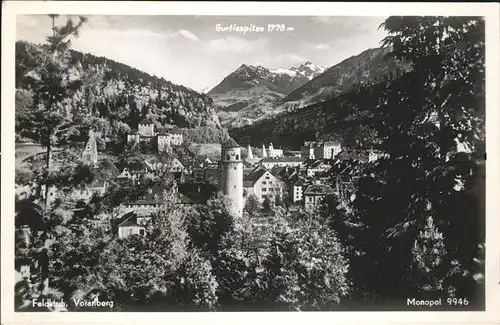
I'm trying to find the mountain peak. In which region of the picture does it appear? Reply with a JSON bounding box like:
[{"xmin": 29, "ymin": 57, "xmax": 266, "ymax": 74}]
[
  {"xmin": 286, "ymin": 61, "xmax": 326, "ymax": 80},
  {"xmin": 235, "ymin": 64, "xmax": 268, "ymax": 73}
]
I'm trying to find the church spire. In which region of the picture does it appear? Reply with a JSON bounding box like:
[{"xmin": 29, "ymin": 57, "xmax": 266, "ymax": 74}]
[
  {"xmin": 247, "ymin": 144, "xmax": 254, "ymax": 160},
  {"xmin": 268, "ymin": 142, "xmax": 274, "ymax": 158},
  {"xmin": 261, "ymin": 143, "xmax": 268, "ymax": 158},
  {"xmin": 82, "ymin": 129, "xmax": 98, "ymax": 166}
]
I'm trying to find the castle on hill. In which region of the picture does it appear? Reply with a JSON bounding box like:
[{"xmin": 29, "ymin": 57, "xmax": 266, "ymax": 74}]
[{"xmin": 127, "ymin": 118, "xmax": 184, "ymax": 153}]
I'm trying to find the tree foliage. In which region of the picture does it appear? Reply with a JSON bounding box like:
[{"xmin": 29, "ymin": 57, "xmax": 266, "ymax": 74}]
[{"xmin": 326, "ymin": 16, "xmax": 485, "ymax": 305}]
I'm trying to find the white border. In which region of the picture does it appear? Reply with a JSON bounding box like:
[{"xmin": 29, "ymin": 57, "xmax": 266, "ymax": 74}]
[{"xmin": 2, "ymin": 2, "xmax": 499, "ymax": 325}]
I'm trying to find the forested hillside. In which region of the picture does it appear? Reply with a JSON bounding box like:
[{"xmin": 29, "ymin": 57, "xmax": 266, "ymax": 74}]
[
  {"xmin": 230, "ymin": 74, "xmax": 394, "ymax": 149},
  {"xmin": 280, "ymin": 47, "xmax": 412, "ymax": 107},
  {"xmin": 15, "ymin": 40, "xmax": 221, "ymax": 146}
]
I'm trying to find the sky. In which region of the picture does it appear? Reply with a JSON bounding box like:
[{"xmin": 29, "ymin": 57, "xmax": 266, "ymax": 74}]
[{"xmin": 16, "ymin": 15, "xmax": 389, "ymax": 92}]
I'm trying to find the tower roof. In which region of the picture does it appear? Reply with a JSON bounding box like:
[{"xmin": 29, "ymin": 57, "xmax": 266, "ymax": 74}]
[
  {"xmin": 82, "ymin": 129, "xmax": 98, "ymax": 162},
  {"xmin": 222, "ymin": 138, "xmax": 240, "ymax": 148},
  {"xmin": 246, "ymin": 143, "xmax": 254, "ymax": 159},
  {"xmin": 139, "ymin": 118, "xmax": 153, "ymax": 125}
]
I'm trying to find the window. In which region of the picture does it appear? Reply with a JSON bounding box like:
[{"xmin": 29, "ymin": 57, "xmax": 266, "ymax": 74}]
[
  {"xmin": 262, "ymin": 181, "xmax": 267, "ymax": 185},
  {"xmin": 227, "ymin": 154, "xmax": 230, "ymax": 160},
  {"xmin": 234, "ymin": 167, "xmax": 237, "ymax": 170},
  {"xmin": 270, "ymin": 188, "xmax": 274, "ymax": 192},
  {"xmin": 262, "ymin": 195, "xmax": 266, "ymax": 199},
  {"xmin": 262, "ymin": 188, "xmax": 267, "ymax": 192},
  {"xmin": 139, "ymin": 229, "xmax": 145, "ymax": 236},
  {"xmin": 269, "ymin": 181, "xmax": 272, "ymax": 184},
  {"xmin": 236, "ymin": 155, "xmax": 239, "ymax": 160},
  {"xmin": 265, "ymin": 176, "xmax": 270, "ymax": 179}
]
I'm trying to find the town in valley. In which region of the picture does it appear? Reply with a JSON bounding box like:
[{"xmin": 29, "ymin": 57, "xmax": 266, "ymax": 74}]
[{"xmin": 13, "ymin": 13, "xmax": 486, "ymax": 312}]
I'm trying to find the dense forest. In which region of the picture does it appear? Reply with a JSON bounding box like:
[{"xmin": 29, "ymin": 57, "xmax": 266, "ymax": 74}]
[
  {"xmin": 233, "ymin": 15, "xmax": 486, "ymax": 308},
  {"xmin": 230, "ymin": 76, "xmax": 395, "ymax": 149}
]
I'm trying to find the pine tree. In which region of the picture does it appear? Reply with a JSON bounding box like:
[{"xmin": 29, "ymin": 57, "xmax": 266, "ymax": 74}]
[
  {"xmin": 411, "ymin": 215, "xmax": 447, "ymax": 296},
  {"xmin": 23, "ymin": 14, "xmax": 107, "ymax": 206},
  {"xmin": 262, "ymin": 196, "xmax": 272, "ymax": 214},
  {"xmin": 18, "ymin": 14, "xmax": 108, "ymax": 297},
  {"xmin": 243, "ymin": 194, "xmax": 261, "ymax": 218},
  {"xmin": 335, "ymin": 16, "xmax": 485, "ymax": 302}
]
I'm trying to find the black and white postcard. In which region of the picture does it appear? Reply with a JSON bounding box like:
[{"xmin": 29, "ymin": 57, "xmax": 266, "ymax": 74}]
[{"xmin": 2, "ymin": 1, "xmax": 499, "ymax": 325}]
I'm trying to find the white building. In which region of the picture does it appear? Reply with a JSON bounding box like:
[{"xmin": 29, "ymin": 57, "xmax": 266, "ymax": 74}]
[
  {"xmin": 169, "ymin": 158, "xmax": 189, "ymax": 173},
  {"xmin": 138, "ymin": 118, "xmax": 155, "ymax": 137},
  {"xmin": 157, "ymin": 134, "xmax": 172, "ymax": 153},
  {"xmin": 266, "ymin": 143, "xmax": 284, "ymax": 158},
  {"xmin": 117, "ymin": 215, "xmax": 146, "ymax": 239},
  {"xmin": 243, "ymin": 167, "xmax": 283, "ymax": 203},
  {"xmin": 292, "ymin": 179, "xmax": 308, "ymax": 203},
  {"xmin": 158, "ymin": 127, "xmax": 183, "ymax": 149}
]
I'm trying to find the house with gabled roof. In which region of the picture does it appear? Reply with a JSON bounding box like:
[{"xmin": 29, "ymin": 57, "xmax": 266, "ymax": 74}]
[
  {"xmin": 243, "ymin": 166, "xmax": 283, "ymax": 203},
  {"xmin": 169, "ymin": 157, "xmax": 189, "ymax": 174},
  {"xmin": 117, "ymin": 213, "xmax": 146, "ymax": 239}
]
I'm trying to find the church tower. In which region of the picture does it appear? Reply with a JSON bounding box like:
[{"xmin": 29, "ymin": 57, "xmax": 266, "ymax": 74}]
[
  {"xmin": 268, "ymin": 142, "xmax": 275, "ymax": 158},
  {"xmin": 82, "ymin": 130, "xmax": 98, "ymax": 166},
  {"xmin": 261, "ymin": 143, "xmax": 268, "ymax": 158},
  {"xmin": 220, "ymin": 138, "xmax": 243, "ymax": 218},
  {"xmin": 246, "ymin": 144, "xmax": 254, "ymax": 160}
]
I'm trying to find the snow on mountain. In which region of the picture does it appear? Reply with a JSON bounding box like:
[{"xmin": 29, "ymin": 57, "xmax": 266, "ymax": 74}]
[
  {"xmin": 280, "ymin": 48, "xmax": 412, "ymax": 108},
  {"xmin": 269, "ymin": 68, "xmax": 297, "ymax": 78},
  {"xmin": 207, "ymin": 61, "xmax": 326, "ymax": 128}
]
